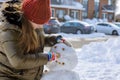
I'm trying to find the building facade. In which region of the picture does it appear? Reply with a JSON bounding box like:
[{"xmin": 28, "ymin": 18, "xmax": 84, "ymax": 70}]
[
  {"xmin": 50, "ymin": 0, "xmax": 84, "ymax": 22},
  {"xmin": 82, "ymin": 0, "xmax": 115, "ymax": 22}
]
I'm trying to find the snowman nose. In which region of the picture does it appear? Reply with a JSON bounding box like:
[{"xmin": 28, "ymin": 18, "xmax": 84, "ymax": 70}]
[{"xmin": 56, "ymin": 53, "xmax": 61, "ymax": 58}]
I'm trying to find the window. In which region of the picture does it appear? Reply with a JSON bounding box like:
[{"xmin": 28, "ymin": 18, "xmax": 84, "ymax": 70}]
[
  {"xmin": 108, "ymin": 14, "xmax": 113, "ymax": 20},
  {"xmin": 74, "ymin": 23, "xmax": 84, "ymax": 27},
  {"xmin": 57, "ymin": 0, "xmax": 63, "ymax": 3},
  {"xmin": 82, "ymin": 11, "xmax": 87, "ymax": 18},
  {"xmin": 63, "ymin": 23, "xmax": 71, "ymax": 27},
  {"xmin": 97, "ymin": 23, "xmax": 104, "ymax": 26},
  {"xmin": 57, "ymin": 0, "xmax": 59, "ymax": 2},
  {"xmin": 51, "ymin": 8, "xmax": 55, "ymax": 17},
  {"xmin": 56, "ymin": 10, "xmax": 65, "ymax": 19},
  {"xmin": 94, "ymin": 0, "xmax": 100, "ymax": 18},
  {"xmin": 102, "ymin": 13, "xmax": 108, "ymax": 19},
  {"xmin": 70, "ymin": 10, "xmax": 79, "ymax": 19},
  {"xmin": 82, "ymin": 0, "xmax": 88, "ymax": 18},
  {"xmin": 97, "ymin": 23, "xmax": 108, "ymax": 27},
  {"xmin": 108, "ymin": 0, "xmax": 112, "ymax": 5},
  {"xmin": 103, "ymin": 24, "xmax": 109, "ymax": 27}
]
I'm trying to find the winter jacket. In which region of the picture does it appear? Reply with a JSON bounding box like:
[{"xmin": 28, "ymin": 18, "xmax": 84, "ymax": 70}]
[{"xmin": 0, "ymin": 22, "xmax": 58, "ymax": 80}]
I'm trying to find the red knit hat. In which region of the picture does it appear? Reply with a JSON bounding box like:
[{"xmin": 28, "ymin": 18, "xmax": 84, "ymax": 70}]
[{"xmin": 22, "ymin": 0, "xmax": 51, "ymax": 24}]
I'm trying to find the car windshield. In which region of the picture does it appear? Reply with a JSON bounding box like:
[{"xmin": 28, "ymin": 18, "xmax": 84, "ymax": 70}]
[{"xmin": 114, "ymin": 23, "xmax": 120, "ymax": 27}]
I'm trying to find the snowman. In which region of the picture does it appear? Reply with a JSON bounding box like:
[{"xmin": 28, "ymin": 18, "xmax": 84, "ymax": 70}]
[{"xmin": 41, "ymin": 43, "xmax": 79, "ymax": 80}]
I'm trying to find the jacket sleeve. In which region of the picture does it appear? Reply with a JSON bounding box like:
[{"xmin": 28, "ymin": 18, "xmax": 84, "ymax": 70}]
[
  {"xmin": 44, "ymin": 34, "xmax": 62, "ymax": 47},
  {"xmin": 0, "ymin": 30, "xmax": 48, "ymax": 69}
]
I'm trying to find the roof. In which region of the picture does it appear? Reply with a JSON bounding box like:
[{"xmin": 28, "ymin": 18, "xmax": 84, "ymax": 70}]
[
  {"xmin": 51, "ymin": 4, "xmax": 85, "ymax": 10},
  {"xmin": 102, "ymin": 5, "xmax": 115, "ymax": 13},
  {"xmin": 50, "ymin": 0, "xmax": 85, "ymax": 10}
]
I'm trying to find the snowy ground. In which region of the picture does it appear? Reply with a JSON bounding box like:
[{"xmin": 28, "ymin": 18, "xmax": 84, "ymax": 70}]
[
  {"xmin": 45, "ymin": 33, "xmax": 120, "ymax": 80},
  {"xmin": 73, "ymin": 37, "xmax": 120, "ymax": 80}
]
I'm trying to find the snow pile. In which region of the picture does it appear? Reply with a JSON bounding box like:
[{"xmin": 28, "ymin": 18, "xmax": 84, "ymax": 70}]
[
  {"xmin": 73, "ymin": 2, "xmax": 84, "ymax": 10},
  {"xmin": 64, "ymin": 15, "xmax": 72, "ymax": 21},
  {"xmin": 73, "ymin": 37, "xmax": 120, "ymax": 80},
  {"xmin": 79, "ymin": 37, "xmax": 120, "ymax": 64}
]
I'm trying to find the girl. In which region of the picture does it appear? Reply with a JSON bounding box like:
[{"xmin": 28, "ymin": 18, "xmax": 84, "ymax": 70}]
[{"xmin": 0, "ymin": 0, "xmax": 71, "ymax": 80}]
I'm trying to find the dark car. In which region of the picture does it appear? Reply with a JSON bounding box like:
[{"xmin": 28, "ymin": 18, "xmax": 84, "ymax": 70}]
[
  {"xmin": 43, "ymin": 17, "xmax": 61, "ymax": 34},
  {"xmin": 60, "ymin": 20, "xmax": 93, "ymax": 34}
]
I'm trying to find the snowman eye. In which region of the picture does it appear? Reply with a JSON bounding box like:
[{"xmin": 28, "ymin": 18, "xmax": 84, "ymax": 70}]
[
  {"xmin": 62, "ymin": 48, "xmax": 65, "ymax": 51},
  {"xmin": 54, "ymin": 46, "xmax": 57, "ymax": 49}
]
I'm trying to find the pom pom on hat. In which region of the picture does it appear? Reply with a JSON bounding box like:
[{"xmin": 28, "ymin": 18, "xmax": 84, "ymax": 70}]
[{"xmin": 22, "ymin": 0, "xmax": 51, "ymax": 24}]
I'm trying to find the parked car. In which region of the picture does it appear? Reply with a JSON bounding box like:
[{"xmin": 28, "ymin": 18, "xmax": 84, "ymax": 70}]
[
  {"xmin": 95, "ymin": 22, "xmax": 120, "ymax": 35},
  {"xmin": 43, "ymin": 17, "xmax": 61, "ymax": 34},
  {"xmin": 60, "ymin": 20, "xmax": 93, "ymax": 34}
]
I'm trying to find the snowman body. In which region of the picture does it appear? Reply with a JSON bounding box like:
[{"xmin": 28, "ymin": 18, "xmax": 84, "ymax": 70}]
[{"xmin": 41, "ymin": 43, "xmax": 79, "ymax": 80}]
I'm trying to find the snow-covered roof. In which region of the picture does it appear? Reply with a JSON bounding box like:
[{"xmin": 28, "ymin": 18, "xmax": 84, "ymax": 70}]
[
  {"xmin": 102, "ymin": 5, "xmax": 114, "ymax": 13},
  {"xmin": 102, "ymin": 10, "xmax": 114, "ymax": 13},
  {"xmin": 51, "ymin": 1, "xmax": 85, "ymax": 10},
  {"xmin": 51, "ymin": 5, "xmax": 85, "ymax": 10}
]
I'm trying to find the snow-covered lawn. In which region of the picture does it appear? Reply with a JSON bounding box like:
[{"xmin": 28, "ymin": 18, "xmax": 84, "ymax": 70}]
[{"xmin": 73, "ymin": 37, "xmax": 120, "ymax": 80}]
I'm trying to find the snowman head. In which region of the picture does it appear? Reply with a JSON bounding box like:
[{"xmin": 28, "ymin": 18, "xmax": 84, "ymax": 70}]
[{"xmin": 46, "ymin": 43, "xmax": 78, "ymax": 71}]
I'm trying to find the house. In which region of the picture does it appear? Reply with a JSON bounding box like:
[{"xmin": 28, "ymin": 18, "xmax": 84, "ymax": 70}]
[
  {"xmin": 50, "ymin": 0, "xmax": 84, "ymax": 22},
  {"xmin": 82, "ymin": 0, "xmax": 115, "ymax": 22},
  {"xmin": 115, "ymin": 0, "xmax": 120, "ymax": 21}
]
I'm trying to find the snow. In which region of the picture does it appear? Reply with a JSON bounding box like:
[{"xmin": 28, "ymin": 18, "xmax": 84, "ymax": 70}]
[
  {"xmin": 57, "ymin": 32, "xmax": 106, "ymax": 40},
  {"xmin": 51, "ymin": 1, "xmax": 85, "ymax": 10},
  {"xmin": 42, "ymin": 43, "xmax": 78, "ymax": 80},
  {"xmin": 115, "ymin": 0, "xmax": 120, "ymax": 15},
  {"xmin": 44, "ymin": 33, "xmax": 120, "ymax": 80},
  {"xmin": 64, "ymin": 15, "xmax": 72, "ymax": 21},
  {"xmin": 46, "ymin": 43, "xmax": 78, "ymax": 71},
  {"xmin": 51, "ymin": 4, "xmax": 84, "ymax": 10},
  {"xmin": 83, "ymin": 18, "xmax": 108, "ymax": 26},
  {"xmin": 73, "ymin": 37, "xmax": 120, "ymax": 80}
]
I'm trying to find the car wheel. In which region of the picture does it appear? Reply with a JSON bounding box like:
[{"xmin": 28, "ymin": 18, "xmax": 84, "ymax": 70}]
[
  {"xmin": 112, "ymin": 30, "xmax": 118, "ymax": 35},
  {"xmin": 76, "ymin": 30, "xmax": 82, "ymax": 34}
]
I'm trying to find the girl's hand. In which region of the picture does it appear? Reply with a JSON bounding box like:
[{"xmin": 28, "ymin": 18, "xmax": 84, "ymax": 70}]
[
  {"xmin": 48, "ymin": 52, "xmax": 61, "ymax": 61},
  {"xmin": 57, "ymin": 38, "xmax": 72, "ymax": 47}
]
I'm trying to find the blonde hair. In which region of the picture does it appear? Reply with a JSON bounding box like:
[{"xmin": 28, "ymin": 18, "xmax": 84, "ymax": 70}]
[{"xmin": 18, "ymin": 15, "xmax": 40, "ymax": 54}]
